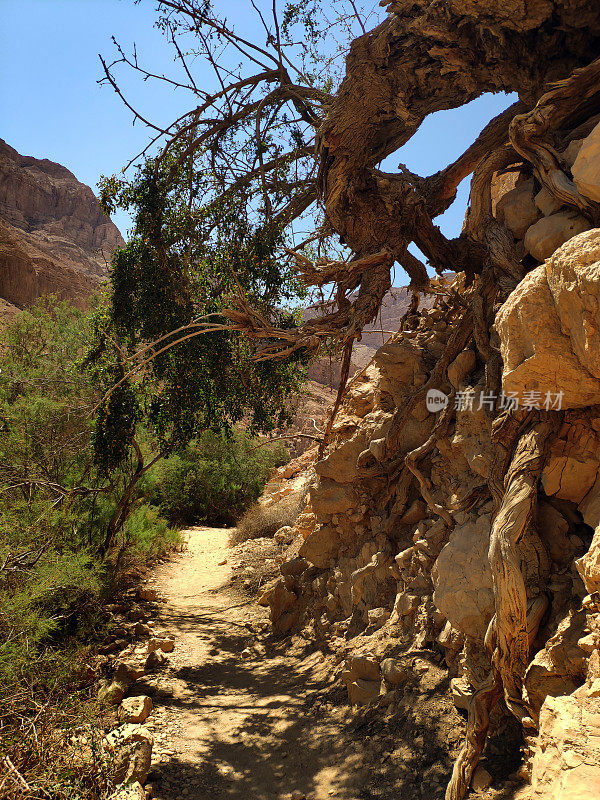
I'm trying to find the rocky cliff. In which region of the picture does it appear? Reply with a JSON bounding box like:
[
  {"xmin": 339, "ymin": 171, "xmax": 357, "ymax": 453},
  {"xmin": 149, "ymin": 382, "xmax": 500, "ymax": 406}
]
[
  {"xmin": 261, "ymin": 114, "xmax": 600, "ymax": 799},
  {"xmin": 0, "ymin": 138, "xmax": 123, "ymax": 308}
]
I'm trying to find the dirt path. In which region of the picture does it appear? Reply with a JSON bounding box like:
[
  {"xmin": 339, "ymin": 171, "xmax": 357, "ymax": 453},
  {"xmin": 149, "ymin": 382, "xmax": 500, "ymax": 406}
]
[{"xmin": 140, "ymin": 527, "xmax": 368, "ymax": 800}]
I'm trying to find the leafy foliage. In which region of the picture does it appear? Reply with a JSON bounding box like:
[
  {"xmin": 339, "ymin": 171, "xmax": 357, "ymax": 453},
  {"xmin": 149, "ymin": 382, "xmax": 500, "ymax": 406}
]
[
  {"xmin": 96, "ymin": 156, "xmax": 309, "ymax": 471},
  {"xmin": 147, "ymin": 430, "xmax": 289, "ymax": 525}
]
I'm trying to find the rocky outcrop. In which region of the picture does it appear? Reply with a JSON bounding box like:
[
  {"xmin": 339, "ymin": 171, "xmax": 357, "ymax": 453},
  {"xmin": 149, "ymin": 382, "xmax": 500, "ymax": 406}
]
[
  {"xmin": 259, "ymin": 110, "xmax": 600, "ymax": 800},
  {"xmin": 0, "ymin": 138, "xmax": 123, "ymax": 308},
  {"xmin": 497, "ymin": 230, "xmax": 600, "ymax": 409}
]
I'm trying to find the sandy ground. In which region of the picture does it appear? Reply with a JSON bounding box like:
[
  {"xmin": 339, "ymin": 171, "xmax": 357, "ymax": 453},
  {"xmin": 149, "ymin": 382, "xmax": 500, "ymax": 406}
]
[
  {"xmin": 133, "ymin": 527, "xmax": 521, "ymax": 800},
  {"xmin": 139, "ymin": 527, "xmax": 364, "ymax": 800}
]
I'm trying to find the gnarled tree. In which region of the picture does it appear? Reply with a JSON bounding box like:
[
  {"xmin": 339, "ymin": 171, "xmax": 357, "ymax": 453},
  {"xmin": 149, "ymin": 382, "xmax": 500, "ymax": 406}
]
[{"xmin": 100, "ymin": 1, "xmax": 600, "ymax": 797}]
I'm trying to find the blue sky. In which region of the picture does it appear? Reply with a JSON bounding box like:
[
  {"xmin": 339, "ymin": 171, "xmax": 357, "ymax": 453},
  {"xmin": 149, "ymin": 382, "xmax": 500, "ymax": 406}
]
[{"xmin": 0, "ymin": 0, "xmax": 514, "ymax": 280}]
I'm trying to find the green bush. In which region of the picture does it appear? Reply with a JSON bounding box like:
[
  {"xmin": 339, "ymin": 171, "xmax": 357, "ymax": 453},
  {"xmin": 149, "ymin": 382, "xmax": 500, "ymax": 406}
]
[{"xmin": 147, "ymin": 430, "xmax": 289, "ymax": 525}]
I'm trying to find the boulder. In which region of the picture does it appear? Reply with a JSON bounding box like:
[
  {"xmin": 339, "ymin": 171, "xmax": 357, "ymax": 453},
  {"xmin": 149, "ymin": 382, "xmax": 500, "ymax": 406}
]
[
  {"xmin": 137, "ymin": 587, "xmax": 157, "ymax": 602},
  {"xmin": 524, "ymin": 211, "xmax": 590, "ymax": 262},
  {"xmin": 309, "ymin": 480, "xmax": 358, "ymax": 516},
  {"xmin": 347, "ymin": 678, "xmax": 380, "ymax": 706},
  {"xmin": 432, "ymin": 514, "xmax": 494, "ymax": 640},
  {"xmin": 145, "ymin": 650, "xmax": 167, "ymax": 671},
  {"xmin": 380, "ymin": 658, "xmax": 408, "ymax": 686},
  {"xmin": 534, "ymin": 186, "xmax": 563, "ymax": 217},
  {"xmin": 104, "ymin": 724, "xmax": 153, "ymax": 786},
  {"xmin": 108, "ymin": 783, "xmax": 145, "ymax": 800},
  {"xmin": 495, "ymin": 178, "xmax": 540, "ymax": 238},
  {"xmin": 147, "ymin": 637, "xmax": 174, "ymax": 654},
  {"xmin": 572, "ymin": 121, "xmax": 600, "ymax": 203},
  {"xmin": 528, "ymin": 694, "xmax": 600, "ymax": 800},
  {"xmin": 99, "ymin": 679, "xmax": 130, "ymax": 706},
  {"xmin": 576, "ymin": 524, "xmax": 600, "ymax": 594},
  {"xmin": 497, "ymin": 231, "xmax": 600, "ymax": 409},
  {"xmin": 389, "ymin": 591, "xmax": 419, "ymax": 623},
  {"xmin": 119, "ymin": 695, "xmax": 153, "ymax": 724},
  {"xmin": 298, "ymin": 525, "xmax": 339, "ymax": 568}
]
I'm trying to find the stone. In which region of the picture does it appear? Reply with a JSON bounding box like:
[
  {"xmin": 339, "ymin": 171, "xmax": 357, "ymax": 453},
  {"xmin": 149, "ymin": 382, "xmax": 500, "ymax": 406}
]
[
  {"xmin": 347, "ymin": 678, "xmax": 380, "ymax": 706},
  {"xmin": 114, "ymin": 658, "xmax": 145, "ymax": 685},
  {"xmin": 523, "ymin": 611, "xmax": 588, "ymax": 719},
  {"xmin": 104, "ymin": 724, "xmax": 154, "ymax": 786},
  {"xmin": 528, "ymin": 694, "xmax": 600, "ymax": 800},
  {"xmin": 576, "ymin": 524, "xmax": 600, "ymax": 594},
  {"xmin": 562, "ymin": 138, "xmax": 584, "ymax": 168},
  {"xmin": 309, "ymin": 480, "xmax": 358, "ymax": 516},
  {"xmin": 298, "ymin": 525, "xmax": 339, "ymax": 568},
  {"xmin": 119, "ymin": 695, "xmax": 153, "ymax": 724},
  {"xmin": 432, "ymin": 514, "xmax": 494, "ymax": 640},
  {"xmin": 345, "ymin": 655, "xmax": 380, "ymax": 681},
  {"xmin": 380, "ymin": 658, "xmax": 408, "ymax": 686},
  {"xmin": 471, "ymin": 766, "xmax": 492, "ymax": 791},
  {"xmin": 497, "ymin": 231, "xmax": 600, "ymax": 409},
  {"xmin": 572, "ymin": 121, "xmax": 600, "ymax": 203},
  {"xmin": 107, "ymin": 783, "xmax": 145, "ymax": 800},
  {"xmin": 137, "ymin": 587, "xmax": 157, "ymax": 602},
  {"xmin": 145, "ymin": 650, "xmax": 167, "ymax": 671},
  {"xmin": 367, "ymin": 607, "xmax": 390, "ymax": 628},
  {"xmin": 450, "ymin": 677, "xmax": 473, "ymax": 711},
  {"xmin": 447, "ymin": 349, "xmax": 476, "ymax": 389},
  {"xmin": 99, "ymin": 679, "xmax": 130, "ymax": 706},
  {"xmin": 389, "ymin": 591, "xmax": 419, "ymax": 623},
  {"xmin": 534, "ymin": 186, "xmax": 563, "ymax": 217},
  {"xmin": 147, "ymin": 637, "xmax": 175, "ymax": 654},
  {"xmin": 536, "ymin": 502, "xmax": 573, "ymax": 565},
  {"xmin": 523, "ymin": 211, "xmax": 590, "ymax": 262},
  {"xmin": 274, "ymin": 525, "xmax": 294, "ymax": 544},
  {"xmin": 280, "ymin": 557, "xmax": 309, "ymax": 577},
  {"xmin": 495, "ymin": 178, "xmax": 540, "ymax": 238}
]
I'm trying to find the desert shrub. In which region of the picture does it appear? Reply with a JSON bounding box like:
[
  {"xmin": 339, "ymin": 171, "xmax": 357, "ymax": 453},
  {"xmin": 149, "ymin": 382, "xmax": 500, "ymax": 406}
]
[
  {"xmin": 231, "ymin": 484, "xmax": 308, "ymax": 544},
  {"xmin": 147, "ymin": 430, "xmax": 289, "ymax": 525}
]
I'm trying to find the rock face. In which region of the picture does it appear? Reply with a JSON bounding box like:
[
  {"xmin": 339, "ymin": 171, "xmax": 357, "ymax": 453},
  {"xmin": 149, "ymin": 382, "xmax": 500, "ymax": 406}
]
[
  {"xmin": 529, "ymin": 693, "xmax": 600, "ymax": 800},
  {"xmin": 432, "ymin": 514, "xmax": 495, "ymax": 640},
  {"xmin": 496, "ymin": 230, "xmax": 600, "ymax": 409},
  {"xmin": 0, "ymin": 138, "xmax": 123, "ymax": 308}
]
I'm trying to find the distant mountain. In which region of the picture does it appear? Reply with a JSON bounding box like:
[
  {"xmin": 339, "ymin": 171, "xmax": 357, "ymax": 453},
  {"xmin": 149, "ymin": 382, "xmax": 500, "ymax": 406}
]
[
  {"xmin": 306, "ymin": 286, "xmax": 422, "ymax": 388},
  {"xmin": 0, "ymin": 138, "xmax": 123, "ymax": 308}
]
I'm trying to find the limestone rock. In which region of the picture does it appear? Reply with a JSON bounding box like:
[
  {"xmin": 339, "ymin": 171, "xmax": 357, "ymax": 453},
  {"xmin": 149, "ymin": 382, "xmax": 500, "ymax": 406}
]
[
  {"xmin": 432, "ymin": 514, "xmax": 494, "ymax": 640},
  {"xmin": 380, "ymin": 658, "xmax": 408, "ymax": 686},
  {"xmin": 298, "ymin": 524, "xmax": 339, "ymax": 568},
  {"xmin": 562, "ymin": 138, "xmax": 584, "ymax": 168},
  {"xmin": 119, "ymin": 695, "xmax": 153, "ymax": 724},
  {"xmin": 274, "ymin": 525, "xmax": 294, "ymax": 545},
  {"xmin": 497, "ymin": 231, "xmax": 600, "ymax": 409},
  {"xmin": 108, "ymin": 782, "xmax": 145, "ymax": 800},
  {"xmin": 137, "ymin": 587, "xmax": 157, "ymax": 602},
  {"xmin": 347, "ymin": 678, "xmax": 380, "ymax": 706},
  {"xmin": 529, "ymin": 694, "xmax": 600, "ymax": 800},
  {"xmin": 523, "ymin": 611, "xmax": 588, "ymax": 719},
  {"xmin": 145, "ymin": 650, "xmax": 167, "ymax": 671},
  {"xmin": 534, "ymin": 186, "xmax": 563, "ymax": 217},
  {"xmin": 104, "ymin": 724, "xmax": 153, "ymax": 786},
  {"xmin": 524, "ymin": 211, "xmax": 590, "ymax": 262},
  {"xmin": 99, "ymin": 679, "xmax": 130, "ymax": 706},
  {"xmin": 572, "ymin": 121, "xmax": 600, "ymax": 203},
  {"xmin": 367, "ymin": 607, "xmax": 390, "ymax": 627},
  {"xmin": 147, "ymin": 637, "xmax": 174, "ymax": 654},
  {"xmin": 389, "ymin": 591, "xmax": 419, "ymax": 623},
  {"xmin": 576, "ymin": 524, "xmax": 600, "ymax": 594},
  {"xmin": 345, "ymin": 655, "xmax": 380, "ymax": 681},
  {"xmin": 309, "ymin": 480, "xmax": 357, "ymax": 516},
  {"xmin": 495, "ymin": 178, "xmax": 540, "ymax": 238}
]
